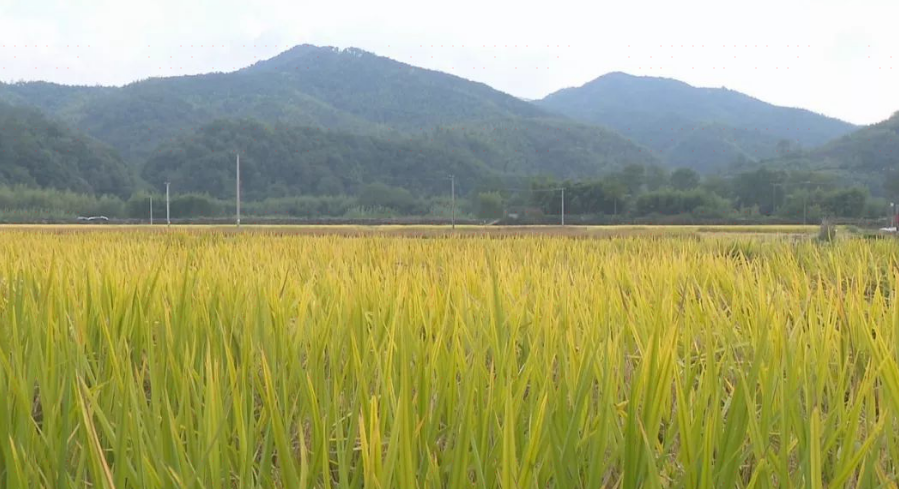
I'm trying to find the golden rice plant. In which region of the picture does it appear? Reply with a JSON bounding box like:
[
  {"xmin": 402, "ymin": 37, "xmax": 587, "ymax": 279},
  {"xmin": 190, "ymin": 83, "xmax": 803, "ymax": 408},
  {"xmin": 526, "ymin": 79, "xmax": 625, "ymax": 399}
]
[{"xmin": 0, "ymin": 228, "xmax": 898, "ymax": 488}]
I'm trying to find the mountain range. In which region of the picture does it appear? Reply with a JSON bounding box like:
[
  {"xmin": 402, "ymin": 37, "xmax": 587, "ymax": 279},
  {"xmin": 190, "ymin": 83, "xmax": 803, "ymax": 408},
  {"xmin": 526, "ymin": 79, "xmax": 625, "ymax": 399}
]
[
  {"xmin": 767, "ymin": 110, "xmax": 899, "ymax": 194},
  {"xmin": 535, "ymin": 72, "xmax": 857, "ymax": 171},
  {"xmin": 0, "ymin": 45, "xmax": 571, "ymax": 162},
  {"xmin": 0, "ymin": 44, "xmax": 891, "ymax": 199}
]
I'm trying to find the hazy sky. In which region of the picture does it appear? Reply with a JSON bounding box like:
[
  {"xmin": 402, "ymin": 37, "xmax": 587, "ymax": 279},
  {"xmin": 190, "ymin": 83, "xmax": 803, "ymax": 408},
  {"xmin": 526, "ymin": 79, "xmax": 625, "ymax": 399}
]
[{"xmin": 0, "ymin": 0, "xmax": 896, "ymax": 125}]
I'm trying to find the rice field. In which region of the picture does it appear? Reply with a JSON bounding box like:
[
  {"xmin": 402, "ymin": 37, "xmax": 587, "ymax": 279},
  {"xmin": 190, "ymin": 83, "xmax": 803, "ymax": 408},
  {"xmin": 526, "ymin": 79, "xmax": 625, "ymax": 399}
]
[
  {"xmin": 0, "ymin": 223, "xmax": 820, "ymax": 238},
  {"xmin": 1, "ymin": 227, "xmax": 898, "ymax": 487}
]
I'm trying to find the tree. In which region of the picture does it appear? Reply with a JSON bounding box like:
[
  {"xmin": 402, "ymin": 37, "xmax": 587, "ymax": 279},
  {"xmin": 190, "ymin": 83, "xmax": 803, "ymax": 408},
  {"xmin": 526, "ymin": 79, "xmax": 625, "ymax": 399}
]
[
  {"xmin": 126, "ymin": 191, "xmax": 166, "ymax": 218},
  {"xmin": 702, "ymin": 175, "xmax": 731, "ymax": 198},
  {"xmin": 529, "ymin": 177, "xmax": 561, "ymax": 214},
  {"xmin": 644, "ymin": 165, "xmax": 669, "ymax": 191},
  {"xmin": 634, "ymin": 188, "xmax": 729, "ymax": 216},
  {"xmin": 0, "ymin": 102, "xmax": 133, "ymax": 197},
  {"xmin": 170, "ymin": 194, "xmax": 225, "ymax": 217},
  {"xmin": 614, "ymin": 163, "xmax": 645, "ymax": 196},
  {"xmin": 601, "ymin": 180, "xmax": 627, "ymax": 214},
  {"xmin": 883, "ymin": 169, "xmax": 899, "ymax": 199},
  {"xmin": 477, "ymin": 191, "xmax": 504, "ymax": 219},
  {"xmin": 821, "ymin": 187, "xmax": 867, "ymax": 218},
  {"xmin": 670, "ymin": 168, "xmax": 700, "ymax": 190},
  {"xmin": 776, "ymin": 139, "xmax": 797, "ymax": 156},
  {"xmin": 358, "ymin": 182, "xmax": 420, "ymax": 214},
  {"xmin": 732, "ymin": 167, "xmax": 786, "ymax": 215}
]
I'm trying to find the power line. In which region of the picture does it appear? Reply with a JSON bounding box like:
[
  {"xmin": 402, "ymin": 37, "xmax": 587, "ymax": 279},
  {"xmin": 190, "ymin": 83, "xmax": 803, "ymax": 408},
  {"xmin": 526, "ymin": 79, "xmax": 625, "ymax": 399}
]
[
  {"xmin": 491, "ymin": 186, "xmax": 566, "ymax": 225},
  {"xmin": 496, "ymin": 186, "xmax": 564, "ymax": 193},
  {"xmin": 165, "ymin": 182, "xmax": 171, "ymax": 227},
  {"xmin": 450, "ymin": 174, "xmax": 455, "ymax": 230},
  {"xmin": 236, "ymin": 153, "xmax": 241, "ymax": 228}
]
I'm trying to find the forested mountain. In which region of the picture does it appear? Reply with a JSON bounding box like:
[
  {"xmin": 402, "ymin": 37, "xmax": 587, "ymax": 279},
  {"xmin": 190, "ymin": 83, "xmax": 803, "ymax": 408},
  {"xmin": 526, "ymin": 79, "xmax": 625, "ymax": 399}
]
[
  {"xmin": 0, "ymin": 102, "xmax": 132, "ymax": 196},
  {"xmin": 0, "ymin": 82, "xmax": 114, "ymax": 116},
  {"xmin": 0, "ymin": 45, "xmax": 562, "ymax": 163},
  {"xmin": 429, "ymin": 117, "xmax": 658, "ymax": 178},
  {"xmin": 142, "ymin": 119, "xmax": 486, "ymax": 199},
  {"xmin": 1, "ymin": 45, "xmax": 873, "ymax": 203},
  {"xmin": 0, "ymin": 63, "xmax": 382, "ymax": 162},
  {"xmin": 755, "ymin": 111, "xmax": 899, "ymax": 196},
  {"xmin": 141, "ymin": 117, "xmax": 657, "ymax": 199},
  {"xmin": 536, "ymin": 72, "xmax": 857, "ymax": 171},
  {"xmin": 243, "ymin": 45, "xmax": 547, "ymax": 127},
  {"xmin": 812, "ymin": 111, "xmax": 899, "ymax": 169}
]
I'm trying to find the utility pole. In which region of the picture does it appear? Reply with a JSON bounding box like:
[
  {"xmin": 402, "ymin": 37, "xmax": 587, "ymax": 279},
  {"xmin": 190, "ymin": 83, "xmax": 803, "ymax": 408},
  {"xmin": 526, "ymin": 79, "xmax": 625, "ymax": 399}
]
[
  {"xmin": 802, "ymin": 181, "xmax": 810, "ymax": 225},
  {"xmin": 772, "ymin": 183, "xmax": 777, "ymax": 215},
  {"xmin": 450, "ymin": 174, "xmax": 455, "ymax": 230},
  {"xmin": 803, "ymin": 193, "xmax": 807, "ymax": 225},
  {"xmin": 560, "ymin": 187, "xmax": 565, "ymax": 226},
  {"xmin": 165, "ymin": 182, "xmax": 171, "ymax": 227},
  {"xmin": 149, "ymin": 196, "xmax": 153, "ymax": 225},
  {"xmin": 772, "ymin": 182, "xmax": 785, "ymax": 215},
  {"xmin": 236, "ymin": 153, "xmax": 241, "ymax": 228}
]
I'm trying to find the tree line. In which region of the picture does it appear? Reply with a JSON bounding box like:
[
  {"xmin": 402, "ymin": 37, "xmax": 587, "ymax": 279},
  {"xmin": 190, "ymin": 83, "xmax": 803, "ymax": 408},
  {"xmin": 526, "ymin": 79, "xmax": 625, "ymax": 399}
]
[
  {"xmin": 0, "ymin": 164, "xmax": 886, "ymax": 224},
  {"xmin": 474, "ymin": 165, "xmax": 886, "ymax": 222}
]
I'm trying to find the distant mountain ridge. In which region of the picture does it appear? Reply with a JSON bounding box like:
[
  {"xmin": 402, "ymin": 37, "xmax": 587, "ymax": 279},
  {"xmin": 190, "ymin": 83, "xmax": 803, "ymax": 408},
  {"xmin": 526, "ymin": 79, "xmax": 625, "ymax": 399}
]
[
  {"xmin": 242, "ymin": 45, "xmax": 548, "ymax": 127},
  {"xmin": 766, "ymin": 111, "xmax": 899, "ymax": 194},
  {"xmin": 0, "ymin": 47, "xmax": 879, "ymax": 198},
  {"xmin": 0, "ymin": 45, "xmax": 659, "ymax": 195},
  {"xmin": 536, "ymin": 72, "xmax": 857, "ymax": 171},
  {"xmin": 141, "ymin": 115, "xmax": 660, "ymax": 198},
  {"xmin": 0, "ymin": 45, "xmax": 552, "ymax": 163}
]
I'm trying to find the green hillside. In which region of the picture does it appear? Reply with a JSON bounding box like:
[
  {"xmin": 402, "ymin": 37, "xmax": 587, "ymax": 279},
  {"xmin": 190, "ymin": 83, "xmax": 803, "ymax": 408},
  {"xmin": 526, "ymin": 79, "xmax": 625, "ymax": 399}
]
[
  {"xmin": 536, "ymin": 72, "xmax": 857, "ymax": 171},
  {"xmin": 0, "ymin": 45, "xmax": 553, "ymax": 163},
  {"xmin": 787, "ymin": 112, "xmax": 899, "ymax": 195},
  {"xmin": 0, "ymin": 102, "xmax": 132, "ymax": 196},
  {"xmin": 140, "ymin": 117, "xmax": 657, "ymax": 199}
]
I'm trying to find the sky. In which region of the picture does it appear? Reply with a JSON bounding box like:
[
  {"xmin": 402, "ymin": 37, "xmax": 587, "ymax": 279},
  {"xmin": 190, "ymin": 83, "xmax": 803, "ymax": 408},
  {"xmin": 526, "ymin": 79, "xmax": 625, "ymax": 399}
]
[{"xmin": 0, "ymin": 0, "xmax": 896, "ymax": 126}]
